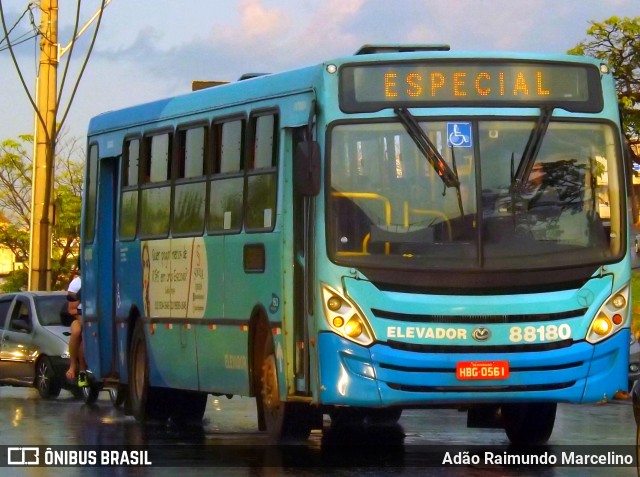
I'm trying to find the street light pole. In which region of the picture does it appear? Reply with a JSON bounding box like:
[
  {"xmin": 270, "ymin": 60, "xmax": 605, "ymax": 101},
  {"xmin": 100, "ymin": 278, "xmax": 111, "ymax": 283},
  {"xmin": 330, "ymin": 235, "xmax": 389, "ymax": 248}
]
[{"xmin": 28, "ymin": 0, "xmax": 58, "ymax": 291}]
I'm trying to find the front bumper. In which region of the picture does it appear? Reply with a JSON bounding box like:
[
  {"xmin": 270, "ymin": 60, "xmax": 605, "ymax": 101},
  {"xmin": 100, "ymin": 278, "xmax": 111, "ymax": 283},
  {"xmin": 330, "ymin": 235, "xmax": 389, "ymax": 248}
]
[{"xmin": 318, "ymin": 329, "xmax": 628, "ymax": 406}]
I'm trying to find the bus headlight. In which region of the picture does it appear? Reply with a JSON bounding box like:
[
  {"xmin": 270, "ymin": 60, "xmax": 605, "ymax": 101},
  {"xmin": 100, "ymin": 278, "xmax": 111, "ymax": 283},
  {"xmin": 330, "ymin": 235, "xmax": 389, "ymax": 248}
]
[
  {"xmin": 321, "ymin": 284, "xmax": 375, "ymax": 346},
  {"xmin": 591, "ymin": 315, "xmax": 612, "ymax": 336},
  {"xmin": 586, "ymin": 285, "xmax": 629, "ymax": 344}
]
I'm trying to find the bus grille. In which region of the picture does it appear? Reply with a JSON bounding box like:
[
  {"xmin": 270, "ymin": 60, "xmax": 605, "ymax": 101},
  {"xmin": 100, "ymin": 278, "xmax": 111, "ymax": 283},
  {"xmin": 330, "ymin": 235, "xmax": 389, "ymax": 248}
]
[
  {"xmin": 386, "ymin": 381, "xmax": 576, "ymax": 393},
  {"xmin": 386, "ymin": 339, "xmax": 574, "ymax": 353},
  {"xmin": 371, "ymin": 308, "xmax": 587, "ymax": 324},
  {"xmin": 379, "ymin": 360, "xmax": 584, "ymax": 373}
]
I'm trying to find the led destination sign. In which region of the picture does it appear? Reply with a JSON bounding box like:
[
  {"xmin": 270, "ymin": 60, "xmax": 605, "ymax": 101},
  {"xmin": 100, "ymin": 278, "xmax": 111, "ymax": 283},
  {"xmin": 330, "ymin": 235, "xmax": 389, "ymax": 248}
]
[{"xmin": 340, "ymin": 61, "xmax": 602, "ymax": 113}]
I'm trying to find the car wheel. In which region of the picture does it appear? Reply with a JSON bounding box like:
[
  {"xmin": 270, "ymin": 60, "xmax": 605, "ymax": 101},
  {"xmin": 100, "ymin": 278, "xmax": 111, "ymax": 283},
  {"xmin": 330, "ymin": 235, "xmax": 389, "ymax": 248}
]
[{"xmin": 35, "ymin": 357, "xmax": 61, "ymax": 399}]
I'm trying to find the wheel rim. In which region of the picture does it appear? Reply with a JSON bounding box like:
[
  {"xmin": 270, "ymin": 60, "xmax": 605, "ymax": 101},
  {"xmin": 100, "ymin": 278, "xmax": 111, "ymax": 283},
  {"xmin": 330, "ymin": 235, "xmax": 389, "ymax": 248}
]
[
  {"xmin": 261, "ymin": 354, "xmax": 280, "ymax": 416},
  {"xmin": 36, "ymin": 360, "xmax": 50, "ymax": 394}
]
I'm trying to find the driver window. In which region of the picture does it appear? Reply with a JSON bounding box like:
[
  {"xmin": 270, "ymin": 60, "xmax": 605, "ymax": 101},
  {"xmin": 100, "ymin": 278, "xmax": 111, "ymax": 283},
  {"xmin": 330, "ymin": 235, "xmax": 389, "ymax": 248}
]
[{"xmin": 9, "ymin": 300, "xmax": 31, "ymax": 333}]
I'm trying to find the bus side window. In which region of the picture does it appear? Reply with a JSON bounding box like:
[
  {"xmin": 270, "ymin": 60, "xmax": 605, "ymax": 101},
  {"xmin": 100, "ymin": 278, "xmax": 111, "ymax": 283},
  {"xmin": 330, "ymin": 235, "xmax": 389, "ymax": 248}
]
[
  {"xmin": 84, "ymin": 144, "xmax": 99, "ymax": 243},
  {"xmin": 173, "ymin": 126, "xmax": 207, "ymax": 235},
  {"xmin": 140, "ymin": 132, "xmax": 172, "ymax": 237},
  {"xmin": 246, "ymin": 113, "xmax": 278, "ymax": 231},
  {"xmin": 209, "ymin": 119, "xmax": 245, "ymax": 233},
  {"xmin": 120, "ymin": 138, "xmax": 140, "ymax": 240}
]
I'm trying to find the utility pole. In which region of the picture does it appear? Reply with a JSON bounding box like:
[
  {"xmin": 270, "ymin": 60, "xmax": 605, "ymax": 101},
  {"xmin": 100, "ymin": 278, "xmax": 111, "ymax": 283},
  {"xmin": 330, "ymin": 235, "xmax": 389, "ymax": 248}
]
[{"xmin": 28, "ymin": 0, "xmax": 58, "ymax": 291}]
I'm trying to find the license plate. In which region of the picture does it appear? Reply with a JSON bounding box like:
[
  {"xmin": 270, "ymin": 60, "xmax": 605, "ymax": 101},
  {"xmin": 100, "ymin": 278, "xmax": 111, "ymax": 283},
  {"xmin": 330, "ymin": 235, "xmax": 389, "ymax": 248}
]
[{"xmin": 456, "ymin": 360, "xmax": 510, "ymax": 380}]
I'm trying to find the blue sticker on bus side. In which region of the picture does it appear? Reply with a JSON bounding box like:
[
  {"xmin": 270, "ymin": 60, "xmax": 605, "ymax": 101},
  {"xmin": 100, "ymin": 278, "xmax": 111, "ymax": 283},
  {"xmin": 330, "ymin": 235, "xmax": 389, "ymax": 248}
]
[{"xmin": 447, "ymin": 122, "xmax": 472, "ymax": 148}]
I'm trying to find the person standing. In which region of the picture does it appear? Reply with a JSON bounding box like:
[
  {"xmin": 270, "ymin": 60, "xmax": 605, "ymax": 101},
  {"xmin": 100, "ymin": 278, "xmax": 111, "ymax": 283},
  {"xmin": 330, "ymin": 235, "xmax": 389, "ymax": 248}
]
[{"xmin": 65, "ymin": 268, "xmax": 87, "ymax": 387}]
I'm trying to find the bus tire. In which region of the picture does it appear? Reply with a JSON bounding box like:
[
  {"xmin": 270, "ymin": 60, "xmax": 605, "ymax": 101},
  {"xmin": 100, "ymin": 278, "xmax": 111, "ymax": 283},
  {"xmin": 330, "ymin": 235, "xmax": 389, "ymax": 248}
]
[
  {"xmin": 128, "ymin": 321, "xmax": 170, "ymax": 422},
  {"xmin": 502, "ymin": 402, "xmax": 556, "ymax": 445},
  {"xmin": 169, "ymin": 390, "xmax": 208, "ymax": 423},
  {"xmin": 259, "ymin": 334, "xmax": 312, "ymax": 441},
  {"xmin": 329, "ymin": 407, "xmax": 366, "ymax": 427},
  {"xmin": 365, "ymin": 407, "xmax": 403, "ymax": 425}
]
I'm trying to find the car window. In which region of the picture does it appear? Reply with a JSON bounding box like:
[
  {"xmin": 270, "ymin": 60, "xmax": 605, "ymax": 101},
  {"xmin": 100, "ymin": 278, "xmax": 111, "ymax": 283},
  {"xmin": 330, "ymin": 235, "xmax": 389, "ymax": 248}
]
[
  {"xmin": 35, "ymin": 295, "xmax": 68, "ymax": 326},
  {"xmin": 0, "ymin": 298, "xmax": 13, "ymax": 329},
  {"xmin": 9, "ymin": 299, "xmax": 32, "ymax": 333}
]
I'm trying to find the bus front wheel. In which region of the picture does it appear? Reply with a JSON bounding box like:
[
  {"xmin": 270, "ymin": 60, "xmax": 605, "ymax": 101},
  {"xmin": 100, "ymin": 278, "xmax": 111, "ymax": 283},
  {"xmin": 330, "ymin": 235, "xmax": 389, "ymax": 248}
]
[
  {"xmin": 502, "ymin": 402, "xmax": 556, "ymax": 445},
  {"xmin": 259, "ymin": 336, "xmax": 312, "ymax": 441}
]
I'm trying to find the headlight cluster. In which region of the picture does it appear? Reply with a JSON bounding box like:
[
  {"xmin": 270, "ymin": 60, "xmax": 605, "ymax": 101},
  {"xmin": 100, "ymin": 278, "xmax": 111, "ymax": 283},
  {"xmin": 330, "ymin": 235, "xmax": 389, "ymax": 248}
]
[
  {"xmin": 321, "ymin": 284, "xmax": 375, "ymax": 346},
  {"xmin": 586, "ymin": 285, "xmax": 629, "ymax": 344}
]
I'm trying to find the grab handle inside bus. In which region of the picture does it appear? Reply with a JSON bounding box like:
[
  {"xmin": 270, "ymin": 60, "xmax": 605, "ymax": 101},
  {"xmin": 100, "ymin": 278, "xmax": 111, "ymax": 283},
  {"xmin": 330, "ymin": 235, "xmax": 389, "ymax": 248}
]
[{"xmin": 294, "ymin": 140, "xmax": 321, "ymax": 196}]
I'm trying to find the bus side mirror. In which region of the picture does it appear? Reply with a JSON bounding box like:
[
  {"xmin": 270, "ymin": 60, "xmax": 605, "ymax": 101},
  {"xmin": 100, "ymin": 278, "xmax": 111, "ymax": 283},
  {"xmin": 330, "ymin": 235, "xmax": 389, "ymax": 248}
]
[{"xmin": 294, "ymin": 141, "xmax": 321, "ymax": 196}]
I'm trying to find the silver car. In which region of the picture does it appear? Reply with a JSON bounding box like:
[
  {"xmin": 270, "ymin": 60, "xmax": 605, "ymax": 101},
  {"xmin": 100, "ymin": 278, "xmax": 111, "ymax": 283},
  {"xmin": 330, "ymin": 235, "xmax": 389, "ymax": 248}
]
[
  {"xmin": 0, "ymin": 291, "xmax": 79, "ymax": 398},
  {"xmin": 630, "ymin": 332, "xmax": 640, "ymax": 392}
]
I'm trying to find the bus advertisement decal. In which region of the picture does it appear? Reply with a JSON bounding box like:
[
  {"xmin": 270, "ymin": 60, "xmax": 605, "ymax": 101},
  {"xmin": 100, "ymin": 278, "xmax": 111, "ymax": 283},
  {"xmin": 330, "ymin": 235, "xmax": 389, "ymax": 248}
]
[{"xmin": 141, "ymin": 237, "xmax": 208, "ymax": 319}]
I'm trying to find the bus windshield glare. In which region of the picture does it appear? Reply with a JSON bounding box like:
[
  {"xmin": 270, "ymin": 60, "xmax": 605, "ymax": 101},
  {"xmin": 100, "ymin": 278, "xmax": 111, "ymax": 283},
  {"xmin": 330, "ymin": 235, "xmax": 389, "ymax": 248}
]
[{"xmin": 328, "ymin": 119, "xmax": 621, "ymax": 271}]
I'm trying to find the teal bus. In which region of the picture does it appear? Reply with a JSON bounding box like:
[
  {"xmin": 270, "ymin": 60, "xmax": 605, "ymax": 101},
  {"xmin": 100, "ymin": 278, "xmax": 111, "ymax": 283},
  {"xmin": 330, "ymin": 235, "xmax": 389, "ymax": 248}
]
[{"xmin": 81, "ymin": 45, "xmax": 631, "ymax": 444}]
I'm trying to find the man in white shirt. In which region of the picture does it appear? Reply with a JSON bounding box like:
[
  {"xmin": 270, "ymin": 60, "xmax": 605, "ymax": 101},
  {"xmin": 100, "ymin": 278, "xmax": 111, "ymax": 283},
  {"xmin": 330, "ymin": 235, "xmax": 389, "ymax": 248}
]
[{"xmin": 65, "ymin": 272, "xmax": 87, "ymax": 387}]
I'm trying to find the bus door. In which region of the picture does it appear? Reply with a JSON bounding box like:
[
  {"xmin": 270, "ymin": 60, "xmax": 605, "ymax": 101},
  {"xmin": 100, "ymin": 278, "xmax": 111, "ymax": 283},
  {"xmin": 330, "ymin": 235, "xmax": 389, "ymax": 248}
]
[
  {"xmin": 91, "ymin": 156, "xmax": 118, "ymax": 377},
  {"xmin": 292, "ymin": 124, "xmax": 319, "ymax": 395}
]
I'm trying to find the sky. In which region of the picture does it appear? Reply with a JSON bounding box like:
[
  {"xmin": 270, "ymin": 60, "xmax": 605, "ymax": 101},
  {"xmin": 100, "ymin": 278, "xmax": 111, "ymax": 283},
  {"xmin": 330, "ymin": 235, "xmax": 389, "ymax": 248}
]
[{"xmin": 0, "ymin": 0, "xmax": 639, "ymax": 147}]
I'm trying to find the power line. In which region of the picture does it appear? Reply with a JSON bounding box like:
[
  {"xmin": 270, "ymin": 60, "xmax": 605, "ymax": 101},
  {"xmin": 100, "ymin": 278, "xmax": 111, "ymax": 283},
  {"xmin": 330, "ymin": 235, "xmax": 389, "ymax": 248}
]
[
  {"xmin": 0, "ymin": 32, "xmax": 37, "ymax": 52},
  {"xmin": 0, "ymin": 3, "xmax": 36, "ymax": 49}
]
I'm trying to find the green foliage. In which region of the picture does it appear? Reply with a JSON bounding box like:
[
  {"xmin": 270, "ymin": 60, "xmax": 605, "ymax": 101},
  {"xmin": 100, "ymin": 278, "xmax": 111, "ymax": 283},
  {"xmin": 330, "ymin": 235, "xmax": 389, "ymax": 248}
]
[
  {"xmin": 568, "ymin": 16, "xmax": 640, "ymax": 150},
  {"xmin": 0, "ymin": 134, "xmax": 83, "ymax": 291},
  {"xmin": 0, "ymin": 269, "xmax": 28, "ymax": 293}
]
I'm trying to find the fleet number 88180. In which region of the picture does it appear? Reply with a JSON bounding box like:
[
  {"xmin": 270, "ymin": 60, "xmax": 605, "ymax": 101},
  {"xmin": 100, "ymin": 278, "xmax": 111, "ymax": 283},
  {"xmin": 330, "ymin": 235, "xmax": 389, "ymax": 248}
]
[{"xmin": 509, "ymin": 324, "xmax": 571, "ymax": 343}]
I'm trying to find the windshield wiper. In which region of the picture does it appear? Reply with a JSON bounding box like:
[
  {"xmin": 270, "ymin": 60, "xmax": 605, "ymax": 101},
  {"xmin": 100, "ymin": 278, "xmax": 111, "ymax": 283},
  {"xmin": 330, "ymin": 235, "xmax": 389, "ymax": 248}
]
[
  {"xmin": 395, "ymin": 107, "xmax": 459, "ymax": 188},
  {"xmin": 395, "ymin": 107, "xmax": 464, "ymax": 221},
  {"xmin": 511, "ymin": 107, "xmax": 554, "ymax": 193}
]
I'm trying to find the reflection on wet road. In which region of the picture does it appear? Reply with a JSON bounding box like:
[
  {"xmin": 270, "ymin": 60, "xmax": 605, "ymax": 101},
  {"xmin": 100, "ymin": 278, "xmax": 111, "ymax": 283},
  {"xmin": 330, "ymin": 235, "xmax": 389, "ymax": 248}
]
[{"xmin": 0, "ymin": 387, "xmax": 635, "ymax": 476}]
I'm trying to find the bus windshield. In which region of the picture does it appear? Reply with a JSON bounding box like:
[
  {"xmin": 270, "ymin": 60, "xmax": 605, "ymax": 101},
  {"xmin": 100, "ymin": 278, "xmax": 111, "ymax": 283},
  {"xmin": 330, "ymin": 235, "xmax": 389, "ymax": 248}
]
[{"xmin": 328, "ymin": 119, "xmax": 622, "ymax": 271}]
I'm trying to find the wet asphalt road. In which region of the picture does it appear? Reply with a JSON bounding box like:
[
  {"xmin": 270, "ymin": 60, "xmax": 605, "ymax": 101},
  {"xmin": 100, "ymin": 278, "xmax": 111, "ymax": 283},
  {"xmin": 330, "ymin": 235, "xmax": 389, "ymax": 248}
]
[{"xmin": 0, "ymin": 386, "xmax": 635, "ymax": 476}]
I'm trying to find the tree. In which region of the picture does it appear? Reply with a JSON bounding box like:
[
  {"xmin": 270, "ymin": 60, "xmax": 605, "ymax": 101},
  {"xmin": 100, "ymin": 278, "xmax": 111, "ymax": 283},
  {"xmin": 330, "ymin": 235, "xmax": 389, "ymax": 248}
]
[
  {"xmin": 0, "ymin": 1, "xmax": 109, "ymax": 290},
  {"xmin": 0, "ymin": 134, "xmax": 83, "ymax": 291},
  {"xmin": 568, "ymin": 16, "xmax": 640, "ymax": 152}
]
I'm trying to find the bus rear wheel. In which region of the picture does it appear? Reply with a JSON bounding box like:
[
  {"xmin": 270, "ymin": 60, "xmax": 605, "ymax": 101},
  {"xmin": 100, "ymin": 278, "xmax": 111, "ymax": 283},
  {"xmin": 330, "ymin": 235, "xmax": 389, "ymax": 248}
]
[
  {"xmin": 502, "ymin": 402, "xmax": 556, "ymax": 445},
  {"xmin": 169, "ymin": 390, "xmax": 208, "ymax": 423},
  {"xmin": 128, "ymin": 321, "xmax": 170, "ymax": 422},
  {"xmin": 259, "ymin": 336, "xmax": 312, "ymax": 441}
]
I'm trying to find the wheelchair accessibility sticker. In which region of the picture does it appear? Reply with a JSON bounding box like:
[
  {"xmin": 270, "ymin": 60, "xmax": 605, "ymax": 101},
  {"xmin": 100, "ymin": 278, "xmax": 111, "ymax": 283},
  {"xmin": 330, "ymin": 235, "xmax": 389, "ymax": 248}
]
[{"xmin": 447, "ymin": 122, "xmax": 472, "ymax": 148}]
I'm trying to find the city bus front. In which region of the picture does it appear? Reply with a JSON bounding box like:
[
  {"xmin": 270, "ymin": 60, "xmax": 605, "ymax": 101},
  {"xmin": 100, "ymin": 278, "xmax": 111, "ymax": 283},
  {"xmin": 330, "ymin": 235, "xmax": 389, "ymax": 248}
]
[{"xmin": 313, "ymin": 52, "xmax": 630, "ymax": 442}]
